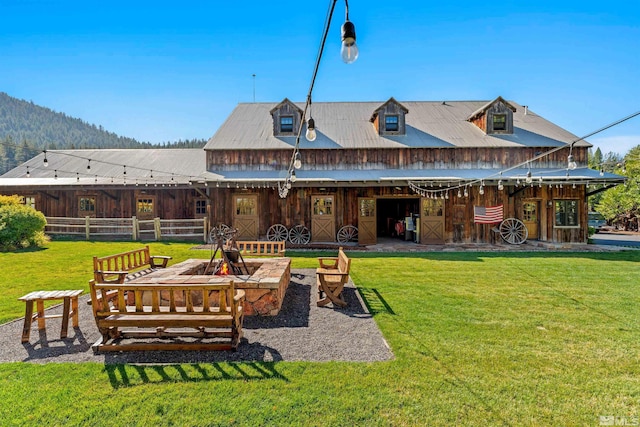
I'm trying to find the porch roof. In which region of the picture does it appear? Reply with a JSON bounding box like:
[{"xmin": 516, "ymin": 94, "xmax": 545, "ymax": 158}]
[{"xmin": 199, "ymin": 167, "xmax": 624, "ymax": 186}]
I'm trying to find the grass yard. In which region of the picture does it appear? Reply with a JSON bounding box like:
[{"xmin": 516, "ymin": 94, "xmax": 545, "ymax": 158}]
[{"xmin": 1, "ymin": 241, "xmax": 640, "ymax": 425}]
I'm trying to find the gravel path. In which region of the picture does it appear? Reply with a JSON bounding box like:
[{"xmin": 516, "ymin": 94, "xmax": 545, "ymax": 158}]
[{"xmin": 0, "ymin": 269, "xmax": 393, "ymax": 364}]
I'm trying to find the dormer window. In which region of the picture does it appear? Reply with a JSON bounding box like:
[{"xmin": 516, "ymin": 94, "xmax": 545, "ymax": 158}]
[
  {"xmin": 493, "ymin": 114, "xmax": 506, "ymax": 131},
  {"xmin": 280, "ymin": 116, "xmax": 294, "ymax": 133},
  {"xmin": 270, "ymin": 98, "xmax": 303, "ymax": 137},
  {"xmin": 385, "ymin": 115, "xmax": 399, "ymax": 132},
  {"xmin": 467, "ymin": 96, "xmax": 517, "ymax": 135},
  {"xmin": 370, "ymin": 97, "xmax": 409, "ymax": 136}
]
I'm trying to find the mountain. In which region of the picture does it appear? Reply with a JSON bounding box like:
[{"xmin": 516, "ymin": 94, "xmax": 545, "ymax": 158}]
[{"xmin": 0, "ymin": 92, "xmax": 206, "ymax": 174}]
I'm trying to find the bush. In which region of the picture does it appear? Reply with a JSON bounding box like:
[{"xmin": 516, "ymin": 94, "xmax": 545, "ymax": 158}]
[{"xmin": 0, "ymin": 195, "xmax": 48, "ymax": 250}]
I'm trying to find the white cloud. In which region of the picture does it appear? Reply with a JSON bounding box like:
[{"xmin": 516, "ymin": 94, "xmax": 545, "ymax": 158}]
[{"xmin": 589, "ymin": 135, "xmax": 640, "ymax": 157}]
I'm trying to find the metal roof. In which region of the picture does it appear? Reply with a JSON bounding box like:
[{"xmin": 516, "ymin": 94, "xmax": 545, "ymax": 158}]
[
  {"xmin": 201, "ymin": 167, "xmax": 623, "ymax": 185},
  {"xmin": 0, "ymin": 149, "xmax": 213, "ymax": 185},
  {"xmin": 205, "ymin": 100, "xmax": 591, "ymax": 150}
]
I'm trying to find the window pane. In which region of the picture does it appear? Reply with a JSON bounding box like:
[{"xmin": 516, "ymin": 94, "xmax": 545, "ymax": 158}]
[
  {"xmin": 137, "ymin": 198, "xmax": 154, "ymax": 213},
  {"xmin": 280, "ymin": 116, "xmax": 293, "ymax": 132},
  {"xmin": 554, "ymin": 200, "xmax": 578, "ymax": 226},
  {"xmin": 79, "ymin": 197, "xmax": 95, "ymax": 212},
  {"xmin": 422, "ymin": 199, "xmax": 443, "ymax": 216},
  {"xmin": 385, "ymin": 115, "xmax": 399, "ymax": 131},
  {"xmin": 313, "ymin": 197, "xmax": 333, "ymax": 215},
  {"xmin": 236, "ymin": 197, "xmax": 256, "ymax": 215},
  {"xmin": 359, "ymin": 199, "xmax": 375, "ymax": 217},
  {"xmin": 493, "ymin": 114, "xmax": 506, "ymax": 131},
  {"xmin": 195, "ymin": 199, "xmax": 207, "ymax": 215}
]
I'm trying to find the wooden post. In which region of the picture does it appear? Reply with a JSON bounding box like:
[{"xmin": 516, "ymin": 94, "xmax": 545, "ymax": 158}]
[
  {"xmin": 85, "ymin": 216, "xmax": 91, "ymax": 240},
  {"xmin": 154, "ymin": 218, "xmax": 162, "ymax": 241},
  {"xmin": 132, "ymin": 216, "xmax": 138, "ymax": 241},
  {"xmin": 203, "ymin": 217, "xmax": 208, "ymax": 242}
]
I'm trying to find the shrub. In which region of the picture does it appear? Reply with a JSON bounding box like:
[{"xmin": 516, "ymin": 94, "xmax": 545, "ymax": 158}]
[{"xmin": 0, "ymin": 195, "xmax": 48, "ymax": 250}]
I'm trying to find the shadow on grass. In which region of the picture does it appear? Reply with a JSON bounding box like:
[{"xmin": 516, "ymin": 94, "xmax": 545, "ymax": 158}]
[
  {"xmin": 105, "ymin": 360, "xmax": 288, "ymax": 389},
  {"xmin": 357, "ymin": 288, "xmax": 396, "ymax": 315}
]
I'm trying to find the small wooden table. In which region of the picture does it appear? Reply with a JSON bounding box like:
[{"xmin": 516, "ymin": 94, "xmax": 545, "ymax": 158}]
[{"xmin": 18, "ymin": 290, "xmax": 83, "ymax": 343}]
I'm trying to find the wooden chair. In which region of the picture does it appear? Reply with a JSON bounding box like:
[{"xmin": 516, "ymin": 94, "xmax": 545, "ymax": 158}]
[{"xmin": 316, "ymin": 247, "xmax": 351, "ymax": 307}]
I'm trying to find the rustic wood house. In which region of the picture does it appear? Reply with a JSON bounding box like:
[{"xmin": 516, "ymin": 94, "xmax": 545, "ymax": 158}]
[{"xmin": 0, "ymin": 96, "xmax": 625, "ymax": 245}]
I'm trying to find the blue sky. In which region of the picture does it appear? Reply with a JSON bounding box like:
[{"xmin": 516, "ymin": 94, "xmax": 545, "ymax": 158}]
[{"xmin": 1, "ymin": 0, "xmax": 639, "ymax": 155}]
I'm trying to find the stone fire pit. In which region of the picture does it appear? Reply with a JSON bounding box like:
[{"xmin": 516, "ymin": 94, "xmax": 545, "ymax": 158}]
[{"xmin": 128, "ymin": 257, "xmax": 291, "ymax": 316}]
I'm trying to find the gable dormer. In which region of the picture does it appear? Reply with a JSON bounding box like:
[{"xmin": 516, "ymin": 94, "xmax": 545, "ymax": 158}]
[
  {"xmin": 270, "ymin": 98, "xmax": 303, "ymax": 137},
  {"xmin": 467, "ymin": 96, "xmax": 517, "ymax": 135},
  {"xmin": 370, "ymin": 97, "xmax": 409, "ymax": 136}
]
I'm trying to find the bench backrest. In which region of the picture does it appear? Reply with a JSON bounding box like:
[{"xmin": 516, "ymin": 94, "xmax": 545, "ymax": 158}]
[
  {"xmin": 93, "ymin": 246, "xmax": 151, "ymax": 275},
  {"xmin": 337, "ymin": 248, "xmax": 351, "ymax": 274},
  {"xmin": 234, "ymin": 241, "xmax": 285, "ymax": 256},
  {"xmin": 89, "ymin": 279, "xmax": 239, "ymax": 319}
]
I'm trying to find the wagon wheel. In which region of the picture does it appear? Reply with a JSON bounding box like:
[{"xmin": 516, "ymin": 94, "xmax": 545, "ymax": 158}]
[
  {"xmin": 209, "ymin": 224, "xmax": 234, "ymax": 243},
  {"xmin": 267, "ymin": 224, "xmax": 289, "ymax": 242},
  {"xmin": 499, "ymin": 218, "xmax": 528, "ymax": 245},
  {"xmin": 288, "ymin": 225, "xmax": 311, "ymax": 245},
  {"xmin": 337, "ymin": 225, "xmax": 358, "ymax": 243}
]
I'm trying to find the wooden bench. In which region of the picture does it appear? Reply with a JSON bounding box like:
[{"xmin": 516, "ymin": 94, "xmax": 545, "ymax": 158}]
[
  {"xmin": 316, "ymin": 247, "xmax": 351, "ymax": 307},
  {"xmin": 89, "ymin": 279, "xmax": 245, "ymax": 352},
  {"xmin": 93, "ymin": 245, "xmax": 172, "ymax": 284},
  {"xmin": 19, "ymin": 290, "xmax": 83, "ymax": 343},
  {"xmin": 234, "ymin": 241, "xmax": 285, "ymax": 257}
]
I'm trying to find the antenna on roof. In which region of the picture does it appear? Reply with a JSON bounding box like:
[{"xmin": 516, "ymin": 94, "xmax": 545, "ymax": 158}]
[{"xmin": 252, "ymin": 74, "xmax": 256, "ymax": 103}]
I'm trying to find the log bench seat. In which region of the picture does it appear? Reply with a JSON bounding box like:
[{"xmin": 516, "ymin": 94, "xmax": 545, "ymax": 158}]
[
  {"xmin": 89, "ymin": 280, "xmax": 245, "ymax": 352},
  {"xmin": 93, "ymin": 245, "xmax": 172, "ymax": 284},
  {"xmin": 316, "ymin": 247, "xmax": 351, "ymax": 307}
]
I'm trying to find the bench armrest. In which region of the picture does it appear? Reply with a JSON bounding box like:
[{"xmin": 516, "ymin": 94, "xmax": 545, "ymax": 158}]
[
  {"xmin": 316, "ymin": 268, "xmax": 349, "ymax": 277},
  {"xmin": 317, "ymin": 257, "xmax": 339, "ymax": 269},
  {"xmin": 150, "ymin": 256, "xmax": 172, "ymax": 268},
  {"xmin": 95, "ymin": 270, "xmax": 128, "ymax": 284},
  {"xmin": 234, "ymin": 290, "xmax": 246, "ymax": 303}
]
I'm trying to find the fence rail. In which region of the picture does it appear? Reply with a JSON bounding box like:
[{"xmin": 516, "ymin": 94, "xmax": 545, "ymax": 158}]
[{"xmin": 45, "ymin": 216, "xmax": 208, "ymax": 242}]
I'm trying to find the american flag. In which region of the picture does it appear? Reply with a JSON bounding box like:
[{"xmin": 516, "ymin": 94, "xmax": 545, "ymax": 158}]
[{"xmin": 474, "ymin": 205, "xmax": 504, "ymax": 224}]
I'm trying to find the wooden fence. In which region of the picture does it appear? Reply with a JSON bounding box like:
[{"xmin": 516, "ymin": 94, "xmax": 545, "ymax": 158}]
[{"xmin": 45, "ymin": 216, "xmax": 208, "ymax": 242}]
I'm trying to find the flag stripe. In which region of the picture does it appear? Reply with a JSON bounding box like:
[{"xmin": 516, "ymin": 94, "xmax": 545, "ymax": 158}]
[{"xmin": 474, "ymin": 205, "xmax": 504, "ymax": 224}]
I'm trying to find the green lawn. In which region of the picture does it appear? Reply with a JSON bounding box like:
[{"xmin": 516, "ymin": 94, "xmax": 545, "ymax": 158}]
[{"xmin": 1, "ymin": 242, "xmax": 640, "ymax": 426}]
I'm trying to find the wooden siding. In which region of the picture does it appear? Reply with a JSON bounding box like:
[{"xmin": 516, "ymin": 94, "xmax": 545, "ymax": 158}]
[{"xmin": 207, "ymin": 146, "xmax": 588, "ymax": 170}]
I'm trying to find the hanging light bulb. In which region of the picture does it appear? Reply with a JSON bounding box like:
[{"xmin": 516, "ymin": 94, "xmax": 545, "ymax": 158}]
[
  {"xmin": 340, "ymin": 20, "xmax": 359, "ymax": 64},
  {"xmin": 76, "ymin": 172, "xmax": 79, "ymax": 182},
  {"xmin": 26, "ymin": 166, "xmax": 30, "ymax": 178},
  {"xmin": 525, "ymin": 170, "xmax": 533, "ymax": 184},
  {"xmin": 43, "ymin": 150, "xmax": 48, "ymax": 167},
  {"xmin": 479, "ymin": 185, "xmax": 485, "ymax": 195},
  {"xmin": 464, "ymin": 186, "xmax": 468, "ymax": 197},
  {"xmin": 87, "ymin": 159, "xmax": 91, "ymax": 170},
  {"xmin": 457, "ymin": 188, "xmax": 462, "ymax": 198},
  {"xmin": 294, "ymin": 151, "xmax": 302, "ymax": 169},
  {"xmin": 54, "ymin": 169, "xmax": 58, "ymax": 179},
  {"xmin": 497, "ymin": 180, "xmax": 504, "ymax": 191},
  {"xmin": 567, "ymin": 154, "xmax": 577, "ymax": 170},
  {"xmin": 600, "ymin": 167, "xmax": 604, "ymax": 176},
  {"xmin": 286, "ymin": 179, "xmax": 292, "ymax": 190},
  {"xmin": 291, "ymin": 170, "xmax": 297, "ymax": 183},
  {"xmin": 305, "ymin": 118, "xmax": 316, "ymax": 142}
]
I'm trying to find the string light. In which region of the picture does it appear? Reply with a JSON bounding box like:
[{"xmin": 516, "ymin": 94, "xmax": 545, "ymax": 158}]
[
  {"xmin": 43, "ymin": 150, "xmax": 48, "ymax": 167},
  {"xmin": 26, "ymin": 166, "xmax": 30, "ymax": 178}
]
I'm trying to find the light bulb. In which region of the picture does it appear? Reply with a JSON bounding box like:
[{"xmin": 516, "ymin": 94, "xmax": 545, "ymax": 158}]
[
  {"xmin": 464, "ymin": 187, "xmax": 468, "ymax": 197},
  {"xmin": 305, "ymin": 118, "xmax": 316, "ymax": 142},
  {"xmin": 286, "ymin": 180, "xmax": 292, "ymax": 190},
  {"xmin": 340, "ymin": 21, "xmax": 359, "ymax": 64},
  {"xmin": 291, "ymin": 170, "xmax": 297, "ymax": 183},
  {"xmin": 526, "ymin": 171, "xmax": 533, "ymax": 184},
  {"xmin": 479, "ymin": 185, "xmax": 485, "ymax": 195},
  {"xmin": 567, "ymin": 155, "xmax": 577, "ymax": 170},
  {"xmin": 497, "ymin": 180, "xmax": 504, "ymax": 191},
  {"xmin": 294, "ymin": 152, "xmax": 302, "ymax": 169}
]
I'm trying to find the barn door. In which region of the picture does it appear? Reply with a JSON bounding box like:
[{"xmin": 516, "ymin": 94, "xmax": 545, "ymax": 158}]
[
  {"xmin": 420, "ymin": 198, "xmax": 445, "ymax": 244},
  {"xmin": 233, "ymin": 194, "xmax": 259, "ymax": 240},
  {"xmin": 311, "ymin": 195, "xmax": 336, "ymax": 242},
  {"xmin": 358, "ymin": 197, "xmax": 376, "ymax": 245},
  {"xmin": 522, "ymin": 201, "xmax": 539, "ymax": 240}
]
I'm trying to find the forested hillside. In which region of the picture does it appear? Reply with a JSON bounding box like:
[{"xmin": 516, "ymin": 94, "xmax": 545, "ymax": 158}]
[{"xmin": 0, "ymin": 92, "xmax": 206, "ymax": 174}]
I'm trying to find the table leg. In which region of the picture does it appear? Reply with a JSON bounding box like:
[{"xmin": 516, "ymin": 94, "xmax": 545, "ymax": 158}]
[
  {"xmin": 61, "ymin": 297, "xmax": 70, "ymax": 339},
  {"xmin": 21, "ymin": 301, "xmax": 34, "ymax": 343},
  {"xmin": 36, "ymin": 300, "xmax": 45, "ymax": 330},
  {"xmin": 71, "ymin": 296, "xmax": 79, "ymax": 328}
]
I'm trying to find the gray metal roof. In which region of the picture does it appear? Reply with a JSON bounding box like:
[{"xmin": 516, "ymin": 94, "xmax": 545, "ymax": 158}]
[
  {"xmin": 205, "ymin": 100, "xmax": 591, "ymax": 150},
  {"xmin": 201, "ymin": 167, "xmax": 623, "ymax": 185},
  {"xmin": 1, "ymin": 149, "xmax": 212, "ymax": 184}
]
